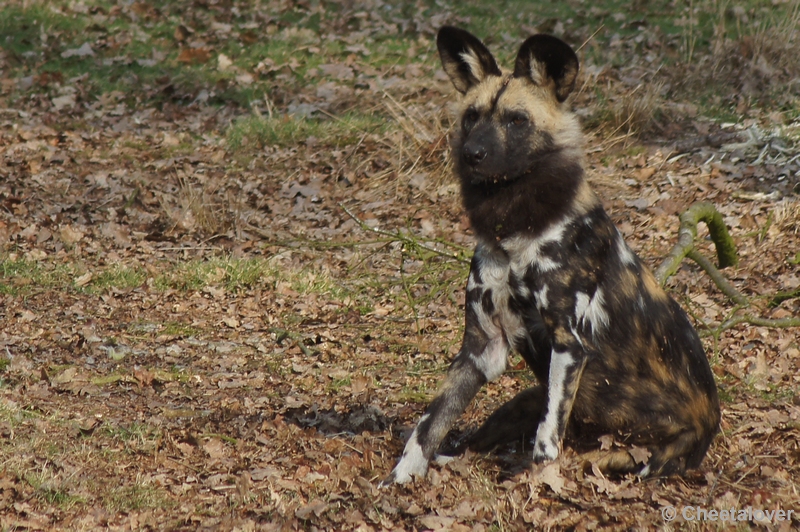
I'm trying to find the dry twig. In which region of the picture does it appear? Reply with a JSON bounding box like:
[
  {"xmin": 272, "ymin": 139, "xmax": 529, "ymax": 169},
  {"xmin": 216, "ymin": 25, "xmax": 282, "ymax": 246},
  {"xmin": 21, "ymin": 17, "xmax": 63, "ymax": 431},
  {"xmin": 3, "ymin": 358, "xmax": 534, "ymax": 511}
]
[{"xmin": 339, "ymin": 203, "xmax": 471, "ymax": 264}]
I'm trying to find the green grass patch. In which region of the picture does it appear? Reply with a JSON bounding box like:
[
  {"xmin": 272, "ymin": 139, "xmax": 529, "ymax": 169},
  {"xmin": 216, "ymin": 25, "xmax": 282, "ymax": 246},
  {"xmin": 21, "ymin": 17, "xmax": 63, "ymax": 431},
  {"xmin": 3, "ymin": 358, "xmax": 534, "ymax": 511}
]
[
  {"xmin": 88, "ymin": 265, "xmax": 146, "ymax": 292},
  {"xmin": 99, "ymin": 422, "xmax": 162, "ymax": 455},
  {"xmin": 152, "ymin": 255, "xmax": 354, "ymax": 302},
  {"xmin": 0, "ymin": 400, "xmax": 39, "ymax": 425},
  {"xmin": 753, "ymin": 383, "xmax": 797, "ymax": 404},
  {"xmin": 394, "ymin": 387, "xmax": 431, "ymax": 404},
  {"xmin": 153, "ymin": 257, "xmax": 268, "ymax": 292},
  {"xmin": 161, "ymin": 322, "xmax": 202, "ymax": 337},
  {"xmin": 0, "ymin": 258, "xmax": 74, "ymax": 295},
  {"xmin": 104, "ymin": 481, "xmax": 172, "ymax": 512},
  {"xmin": 26, "ymin": 471, "xmax": 86, "ymax": 509},
  {"xmin": 0, "ymin": 258, "xmax": 147, "ymax": 295},
  {"xmin": 0, "ymin": 254, "xmax": 359, "ymax": 305},
  {"xmin": 226, "ymin": 111, "xmax": 386, "ymax": 151}
]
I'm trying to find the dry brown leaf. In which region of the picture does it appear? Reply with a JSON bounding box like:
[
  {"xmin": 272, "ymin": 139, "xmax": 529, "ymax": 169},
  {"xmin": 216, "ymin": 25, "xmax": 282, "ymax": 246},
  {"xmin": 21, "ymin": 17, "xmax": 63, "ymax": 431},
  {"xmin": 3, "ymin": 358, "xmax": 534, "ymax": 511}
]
[
  {"xmin": 418, "ymin": 515, "xmax": 455, "ymax": 531},
  {"xmin": 203, "ymin": 438, "xmax": 227, "ymax": 460},
  {"xmin": 540, "ymin": 462, "xmax": 565, "ymax": 495},
  {"xmin": 74, "ymin": 272, "xmax": 93, "ymax": 287},
  {"xmin": 295, "ymin": 499, "xmax": 328, "ymax": 520},
  {"xmin": 177, "ymin": 47, "xmax": 212, "ymax": 64},
  {"xmin": 59, "ymin": 225, "xmax": 84, "ymax": 244},
  {"xmin": 629, "ymin": 445, "xmax": 652, "ymax": 465}
]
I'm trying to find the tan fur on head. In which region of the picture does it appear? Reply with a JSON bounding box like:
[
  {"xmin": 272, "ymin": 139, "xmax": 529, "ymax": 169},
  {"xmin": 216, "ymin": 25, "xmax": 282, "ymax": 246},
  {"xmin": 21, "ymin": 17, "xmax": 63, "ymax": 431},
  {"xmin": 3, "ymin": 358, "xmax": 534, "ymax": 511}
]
[{"xmin": 451, "ymin": 74, "xmax": 585, "ymax": 164}]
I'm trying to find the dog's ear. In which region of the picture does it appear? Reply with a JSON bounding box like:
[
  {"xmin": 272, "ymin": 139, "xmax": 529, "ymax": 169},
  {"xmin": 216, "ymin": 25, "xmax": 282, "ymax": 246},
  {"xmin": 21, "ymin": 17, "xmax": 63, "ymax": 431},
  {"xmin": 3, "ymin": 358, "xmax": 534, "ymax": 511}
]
[
  {"xmin": 513, "ymin": 34, "xmax": 579, "ymax": 102},
  {"xmin": 437, "ymin": 26, "xmax": 501, "ymax": 94}
]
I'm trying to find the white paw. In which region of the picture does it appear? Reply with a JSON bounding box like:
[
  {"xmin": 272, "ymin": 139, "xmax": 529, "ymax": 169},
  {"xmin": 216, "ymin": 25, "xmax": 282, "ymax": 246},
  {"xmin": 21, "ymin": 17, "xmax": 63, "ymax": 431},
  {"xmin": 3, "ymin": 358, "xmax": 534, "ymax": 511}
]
[
  {"xmin": 380, "ymin": 439, "xmax": 429, "ymax": 487},
  {"xmin": 532, "ymin": 437, "xmax": 559, "ymax": 463}
]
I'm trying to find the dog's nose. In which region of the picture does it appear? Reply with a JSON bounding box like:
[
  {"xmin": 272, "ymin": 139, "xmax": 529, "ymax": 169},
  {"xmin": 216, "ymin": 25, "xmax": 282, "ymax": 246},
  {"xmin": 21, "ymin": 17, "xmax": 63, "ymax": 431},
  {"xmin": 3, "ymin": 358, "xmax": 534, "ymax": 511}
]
[{"xmin": 463, "ymin": 143, "xmax": 487, "ymax": 166}]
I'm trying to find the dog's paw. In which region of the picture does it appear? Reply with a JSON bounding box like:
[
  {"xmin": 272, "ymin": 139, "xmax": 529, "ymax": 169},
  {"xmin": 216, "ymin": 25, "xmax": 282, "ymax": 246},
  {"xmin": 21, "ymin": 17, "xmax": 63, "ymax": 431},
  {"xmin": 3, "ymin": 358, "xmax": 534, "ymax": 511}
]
[
  {"xmin": 379, "ymin": 463, "xmax": 426, "ymax": 487},
  {"xmin": 380, "ymin": 446, "xmax": 429, "ymax": 487},
  {"xmin": 378, "ymin": 470, "xmax": 402, "ymax": 488},
  {"xmin": 532, "ymin": 438, "xmax": 559, "ymax": 463}
]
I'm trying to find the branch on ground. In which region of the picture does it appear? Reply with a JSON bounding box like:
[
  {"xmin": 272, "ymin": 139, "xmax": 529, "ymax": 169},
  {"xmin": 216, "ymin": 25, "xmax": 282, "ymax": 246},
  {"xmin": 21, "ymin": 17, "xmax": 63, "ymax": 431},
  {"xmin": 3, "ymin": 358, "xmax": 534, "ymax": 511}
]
[
  {"xmin": 655, "ymin": 201, "xmax": 738, "ymax": 285},
  {"xmin": 658, "ymin": 202, "xmax": 799, "ymax": 335},
  {"xmin": 339, "ymin": 203, "xmax": 471, "ymax": 264},
  {"xmin": 268, "ymin": 327, "xmax": 316, "ymax": 357}
]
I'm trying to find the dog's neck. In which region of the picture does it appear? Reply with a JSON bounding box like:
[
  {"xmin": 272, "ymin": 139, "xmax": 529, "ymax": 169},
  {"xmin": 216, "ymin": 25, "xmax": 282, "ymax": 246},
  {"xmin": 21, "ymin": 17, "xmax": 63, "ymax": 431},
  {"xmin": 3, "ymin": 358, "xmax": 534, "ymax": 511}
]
[{"xmin": 461, "ymin": 159, "xmax": 598, "ymax": 244}]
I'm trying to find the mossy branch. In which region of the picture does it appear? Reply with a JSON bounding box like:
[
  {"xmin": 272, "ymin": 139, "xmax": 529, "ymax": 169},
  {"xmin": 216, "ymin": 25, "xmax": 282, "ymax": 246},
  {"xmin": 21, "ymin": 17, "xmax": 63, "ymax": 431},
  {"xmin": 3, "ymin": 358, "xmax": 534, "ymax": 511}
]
[
  {"xmin": 717, "ymin": 314, "xmax": 800, "ymax": 331},
  {"xmin": 658, "ymin": 201, "xmax": 799, "ymax": 335},
  {"xmin": 655, "ymin": 202, "xmax": 738, "ymax": 285},
  {"xmin": 686, "ymin": 249, "xmax": 748, "ymax": 306}
]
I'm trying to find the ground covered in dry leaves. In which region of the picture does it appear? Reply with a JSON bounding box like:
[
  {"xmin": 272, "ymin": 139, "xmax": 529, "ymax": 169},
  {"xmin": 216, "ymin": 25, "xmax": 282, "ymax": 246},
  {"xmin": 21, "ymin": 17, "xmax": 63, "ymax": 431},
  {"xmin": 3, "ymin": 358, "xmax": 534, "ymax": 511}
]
[{"xmin": 1, "ymin": 1, "xmax": 799, "ymax": 530}]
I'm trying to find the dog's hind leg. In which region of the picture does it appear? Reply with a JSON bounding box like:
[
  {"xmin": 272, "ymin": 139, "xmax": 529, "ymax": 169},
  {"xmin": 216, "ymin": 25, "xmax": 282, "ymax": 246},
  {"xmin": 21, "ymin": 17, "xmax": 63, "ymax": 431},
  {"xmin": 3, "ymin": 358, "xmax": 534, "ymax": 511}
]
[
  {"xmin": 468, "ymin": 385, "xmax": 545, "ymax": 453},
  {"xmin": 583, "ymin": 426, "xmax": 716, "ymax": 477}
]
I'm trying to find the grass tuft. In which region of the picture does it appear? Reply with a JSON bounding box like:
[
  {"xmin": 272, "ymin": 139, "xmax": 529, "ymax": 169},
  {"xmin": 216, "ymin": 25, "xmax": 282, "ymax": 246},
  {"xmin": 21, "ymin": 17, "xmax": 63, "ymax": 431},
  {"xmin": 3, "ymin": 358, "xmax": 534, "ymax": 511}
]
[
  {"xmin": 171, "ymin": 176, "xmax": 239, "ymax": 236},
  {"xmin": 89, "ymin": 265, "xmax": 146, "ymax": 292},
  {"xmin": 226, "ymin": 112, "xmax": 385, "ymax": 151},
  {"xmin": 104, "ymin": 481, "xmax": 171, "ymax": 512}
]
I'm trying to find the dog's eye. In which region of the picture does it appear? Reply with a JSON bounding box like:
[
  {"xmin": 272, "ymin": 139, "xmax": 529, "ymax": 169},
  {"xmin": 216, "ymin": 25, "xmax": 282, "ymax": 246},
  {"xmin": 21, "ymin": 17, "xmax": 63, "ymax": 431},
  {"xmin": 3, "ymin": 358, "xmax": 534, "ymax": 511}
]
[
  {"xmin": 509, "ymin": 113, "xmax": 528, "ymax": 126},
  {"xmin": 463, "ymin": 108, "xmax": 479, "ymax": 129}
]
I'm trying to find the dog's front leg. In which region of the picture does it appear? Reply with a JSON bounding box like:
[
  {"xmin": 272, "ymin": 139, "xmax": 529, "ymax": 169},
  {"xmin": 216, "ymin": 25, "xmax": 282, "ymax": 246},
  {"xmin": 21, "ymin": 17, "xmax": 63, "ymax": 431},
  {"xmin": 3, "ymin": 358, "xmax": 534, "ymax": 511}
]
[
  {"xmin": 382, "ymin": 297, "xmax": 509, "ymax": 485},
  {"xmin": 532, "ymin": 343, "xmax": 587, "ymax": 463}
]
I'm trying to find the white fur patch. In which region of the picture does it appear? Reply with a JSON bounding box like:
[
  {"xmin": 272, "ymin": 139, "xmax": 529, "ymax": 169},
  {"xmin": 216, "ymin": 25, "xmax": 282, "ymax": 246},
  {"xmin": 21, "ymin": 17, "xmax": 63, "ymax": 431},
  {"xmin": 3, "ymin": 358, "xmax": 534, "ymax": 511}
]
[
  {"xmin": 584, "ymin": 288, "xmax": 610, "ymax": 334},
  {"xmin": 472, "ymin": 299, "xmax": 500, "ymax": 338},
  {"xmin": 502, "ymin": 217, "xmax": 571, "ymax": 274},
  {"xmin": 389, "ymin": 415, "xmax": 430, "ymax": 484},
  {"xmin": 535, "ymin": 256, "xmax": 560, "ymax": 273},
  {"xmin": 534, "ymin": 350, "xmax": 574, "ymax": 461},
  {"xmin": 574, "ymin": 292, "xmax": 590, "ymax": 324},
  {"xmin": 471, "ymin": 247, "xmax": 527, "ymax": 347},
  {"xmin": 472, "ymin": 336, "xmax": 509, "ymax": 382},
  {"xmin": 574, "ymin": 289, "xmax": 610, "ymax": 337},
  {"xmin": 478, "ymin": 251, "xmax": 510, "ymax": 287},
  {"xmin": 534, "ymin": 284, "xmax": 549, "ymax": 310},
  {"xmin": 615, "ymin": 232, "xmax": 636, "ymax": 266}
]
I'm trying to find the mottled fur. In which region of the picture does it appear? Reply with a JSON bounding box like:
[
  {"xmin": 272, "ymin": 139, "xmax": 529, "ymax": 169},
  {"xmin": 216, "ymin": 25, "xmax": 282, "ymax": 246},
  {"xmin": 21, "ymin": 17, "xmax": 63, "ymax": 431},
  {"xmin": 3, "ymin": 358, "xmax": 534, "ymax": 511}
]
[{"xmin": 382, "ymin": 27, "xmax": 719, "ymax": 486}]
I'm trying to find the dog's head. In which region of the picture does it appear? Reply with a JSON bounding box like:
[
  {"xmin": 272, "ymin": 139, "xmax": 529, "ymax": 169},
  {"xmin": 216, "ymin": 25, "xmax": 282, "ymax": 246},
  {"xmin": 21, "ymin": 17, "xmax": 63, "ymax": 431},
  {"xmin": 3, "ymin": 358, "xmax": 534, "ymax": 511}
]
[{"xmin": 437, "ymin": 27, "xmax": 582, "ymax": 187}]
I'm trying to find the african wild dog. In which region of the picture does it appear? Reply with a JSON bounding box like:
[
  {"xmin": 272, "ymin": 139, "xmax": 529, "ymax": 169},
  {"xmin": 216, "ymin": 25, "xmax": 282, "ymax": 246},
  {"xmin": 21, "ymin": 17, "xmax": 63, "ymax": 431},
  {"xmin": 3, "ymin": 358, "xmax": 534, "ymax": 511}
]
[{"xmin": 382, "ymin": 26, "xmax": 720, "ymax": 486}]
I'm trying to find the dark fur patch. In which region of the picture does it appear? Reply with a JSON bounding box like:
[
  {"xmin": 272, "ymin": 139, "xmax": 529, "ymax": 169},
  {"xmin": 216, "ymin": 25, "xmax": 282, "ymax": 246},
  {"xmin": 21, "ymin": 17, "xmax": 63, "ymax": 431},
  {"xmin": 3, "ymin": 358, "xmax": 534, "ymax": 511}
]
[{"xmin": 460, "ymin": 157, "xmax": 583, "ymax": 241}]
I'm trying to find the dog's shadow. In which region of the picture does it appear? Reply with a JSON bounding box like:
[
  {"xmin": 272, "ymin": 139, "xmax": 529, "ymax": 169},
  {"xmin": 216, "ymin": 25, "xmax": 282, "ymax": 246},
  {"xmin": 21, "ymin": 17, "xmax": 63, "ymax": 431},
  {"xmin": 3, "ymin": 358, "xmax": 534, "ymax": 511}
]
[{"xmin": 438, "ymin": 427, "xmax": 536, "ymax": 482}]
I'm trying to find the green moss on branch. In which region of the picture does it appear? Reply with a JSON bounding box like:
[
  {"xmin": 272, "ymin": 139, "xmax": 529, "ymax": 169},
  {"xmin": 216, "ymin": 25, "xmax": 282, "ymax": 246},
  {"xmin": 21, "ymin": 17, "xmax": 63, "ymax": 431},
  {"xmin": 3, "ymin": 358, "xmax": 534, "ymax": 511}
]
[{"xmin": 655, "ymin": 202, "xmax": 738, "ymax": 285}]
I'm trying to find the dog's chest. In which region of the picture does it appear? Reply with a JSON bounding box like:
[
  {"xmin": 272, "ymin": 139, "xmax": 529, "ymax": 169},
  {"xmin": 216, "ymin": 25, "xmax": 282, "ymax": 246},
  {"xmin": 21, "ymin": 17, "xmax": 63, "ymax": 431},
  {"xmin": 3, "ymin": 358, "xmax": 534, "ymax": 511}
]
[
  {"xmin": 501, "ymin": 218, "xmax": 574, "ymax": 311},
  {"xmin": 472, "ymin": 211, "xmax": 624, "ymax": 346},
  {"xmin": 471, "ymin": 221, "xmax": 571, "ymax": 337}
]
